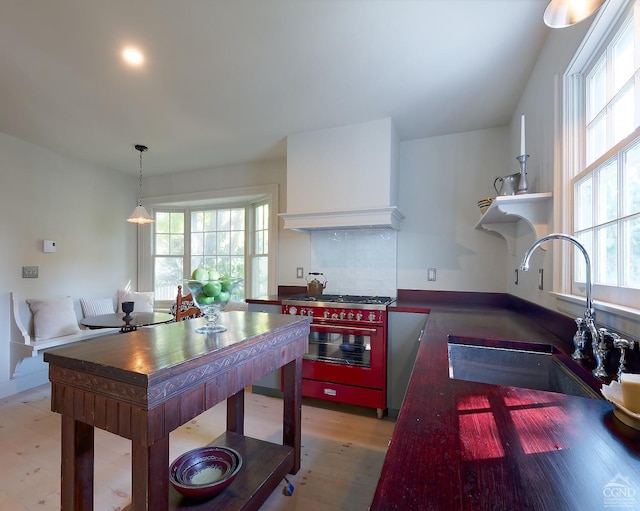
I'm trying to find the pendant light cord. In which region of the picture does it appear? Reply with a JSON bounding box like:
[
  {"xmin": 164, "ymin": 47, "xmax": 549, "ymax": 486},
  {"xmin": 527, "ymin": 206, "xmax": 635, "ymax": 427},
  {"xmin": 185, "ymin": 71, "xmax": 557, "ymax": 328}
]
[
  {"xmin": 138, "ymin": 150, "xmax": 143, "ymax": 206},
  {"xmin": 135, "ymin": 144, "xmax": 148, "ymax": 207}
]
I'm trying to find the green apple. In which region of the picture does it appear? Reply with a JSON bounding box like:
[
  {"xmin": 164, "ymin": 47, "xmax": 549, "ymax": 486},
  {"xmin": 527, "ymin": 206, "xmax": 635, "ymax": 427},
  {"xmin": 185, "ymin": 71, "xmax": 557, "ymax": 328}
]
[
  {"xmin": 203, "ymin": 281, "xmax": 222, "ymax": 297},
  {"xmin": 191, "ymin": 268, "xmax": 209, "ymax": 282},
  {"xmin": 220, "ymin": 278, "xmax": 233, "ymax": 292},
  {"xmin": 215, "ymin": 291, "xmax": 231, "ymax": 302},
  {"xmin": 197, "ymin": 294, "xmax": 215, "ymax": 305},
  {"xmin": 208, "ymin": 269, "xmax": 221, "ymax": 281}
]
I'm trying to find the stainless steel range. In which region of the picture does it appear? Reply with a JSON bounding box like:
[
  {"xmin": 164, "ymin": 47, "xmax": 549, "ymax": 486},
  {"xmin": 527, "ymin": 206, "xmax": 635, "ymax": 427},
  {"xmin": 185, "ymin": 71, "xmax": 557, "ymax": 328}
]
[{"xmin": 282, "ymin": 294, "xmax": 395, "ymax": 418}]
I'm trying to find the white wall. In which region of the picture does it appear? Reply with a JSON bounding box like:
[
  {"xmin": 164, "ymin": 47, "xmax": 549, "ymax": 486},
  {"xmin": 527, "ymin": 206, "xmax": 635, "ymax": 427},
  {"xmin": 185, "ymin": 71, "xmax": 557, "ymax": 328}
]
[
  {"xmin": 0, "ymin": 132, "xmax": 138, "ymax": 397},
  {"xmin": 506, "ymin": 23, "xmax": 591, "ymax": 309},
  {"xmin": 397, "ymin": 127, "xmax": 509, "ymax": 292},
  {"xmin": 287, "ymin": 118, "xmax": 398, "ymax": 212}
]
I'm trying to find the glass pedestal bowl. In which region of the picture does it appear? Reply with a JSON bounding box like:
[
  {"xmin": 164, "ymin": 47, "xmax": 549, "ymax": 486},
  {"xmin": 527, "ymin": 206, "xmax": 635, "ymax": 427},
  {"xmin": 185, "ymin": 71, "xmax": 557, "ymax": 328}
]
[{"xmin": 184, "ymin": 278, "xmax": 243, "ymax": 333}]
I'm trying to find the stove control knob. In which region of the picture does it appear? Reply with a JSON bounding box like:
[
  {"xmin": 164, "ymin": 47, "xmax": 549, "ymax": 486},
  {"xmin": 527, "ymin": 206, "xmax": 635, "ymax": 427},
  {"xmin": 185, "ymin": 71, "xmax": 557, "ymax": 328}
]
[
  {"xmin": 289, "ymin": 306, "xmax": 297, "ymax": 315},
  {"xmin": 331, "ymin": 313, "xmax": 339, "ymax": 319},
  {"xmin": 348, "ymin": 311, "xmax": 354, "ymax": 320},
  {"xmin": 368, "ymin": 312, "xmax": 376, "ymax": 322},
  {"xmin": 306, "ymin": 309, "xmax": 313, "ymax": 318},
  {"xmin": 323, "ymin": 310, "xmax": 330, "ymax": 319},
  {"xmin": 300, "ymin": 309, "xmax": 306, "ymax": 316},
  {"xmin": 356, "ymin": 312, "xmax": 363, "ymax": 321},
  {"xmin": 340, "ymin": 311, "xmax": 346, "ymax": 319}
]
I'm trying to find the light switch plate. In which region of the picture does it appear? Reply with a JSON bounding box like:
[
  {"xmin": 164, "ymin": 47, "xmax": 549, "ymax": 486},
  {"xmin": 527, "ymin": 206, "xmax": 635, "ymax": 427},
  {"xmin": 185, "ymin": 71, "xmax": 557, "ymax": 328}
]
[
  {"xmin": 22, "ymin": 266, "xmax": 38, "ymax": 278},
  {"xmin": 296, "ymin": 267, "xmax": 304, "ymax": 279}
]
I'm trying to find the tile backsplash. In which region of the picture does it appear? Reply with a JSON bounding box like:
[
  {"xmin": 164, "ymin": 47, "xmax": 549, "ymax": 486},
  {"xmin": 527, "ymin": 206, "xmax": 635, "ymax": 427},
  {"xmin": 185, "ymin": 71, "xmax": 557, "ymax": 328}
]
[{"xmin": 310, "ymin": 228, "xmax": 397, "ymax": 297}]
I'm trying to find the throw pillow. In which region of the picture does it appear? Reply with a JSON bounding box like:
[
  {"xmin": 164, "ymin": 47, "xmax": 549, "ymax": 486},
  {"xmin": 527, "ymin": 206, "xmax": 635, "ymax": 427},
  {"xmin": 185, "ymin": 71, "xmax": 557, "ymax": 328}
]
[
  {"xmin": 117, "ymin": 289, "xmax": 154, "ymax": 313},
  {"xmin": 26, "ymin": 296, "xmax": 81, "ymax": 340},
  {"xmin": 80, "ymin": 297, "xmax": 115, "ymax": 318}
]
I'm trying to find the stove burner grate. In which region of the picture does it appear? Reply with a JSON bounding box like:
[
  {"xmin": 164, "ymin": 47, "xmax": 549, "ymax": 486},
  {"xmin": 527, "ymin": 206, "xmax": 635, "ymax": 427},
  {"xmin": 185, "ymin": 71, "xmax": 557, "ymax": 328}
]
[{"xmin": 285, "ymin": 294, "xmax": 394, "ymax": 305}]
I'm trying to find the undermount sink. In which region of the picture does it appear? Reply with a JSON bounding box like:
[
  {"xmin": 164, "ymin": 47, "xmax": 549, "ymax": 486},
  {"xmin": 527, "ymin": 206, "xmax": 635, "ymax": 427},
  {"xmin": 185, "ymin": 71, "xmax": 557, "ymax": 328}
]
[{"xmin": 447, "ymin": 336, "xmax": 601, "ymax": 400}]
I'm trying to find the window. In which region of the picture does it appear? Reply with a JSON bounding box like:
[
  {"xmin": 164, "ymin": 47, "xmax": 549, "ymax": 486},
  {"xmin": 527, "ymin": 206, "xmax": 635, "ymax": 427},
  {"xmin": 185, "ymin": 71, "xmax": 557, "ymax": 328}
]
[
  {"xmin": 154, "ymin": 211, "xmax": 185, "ymax": 300},
  {"xmin": 252, "ymin": 201, "xmax": 269, "ymax": 298},
  {"xmin": 151, "ymin": 202, "xmax": 268, "ymax": 306},
  {"xmin": 190, "ymin": 208, "xmax": 245, "ymax": 279},
  {"xmin": 566, "ymin": 0, "xmax": 640, "ymax": 309}
]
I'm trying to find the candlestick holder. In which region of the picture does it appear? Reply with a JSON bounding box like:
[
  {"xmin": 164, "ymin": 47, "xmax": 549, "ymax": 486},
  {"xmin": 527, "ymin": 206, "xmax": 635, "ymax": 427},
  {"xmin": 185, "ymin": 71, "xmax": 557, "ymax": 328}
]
[{"xmin": 516, "ymin": 154, "xmax": 529, "ymax": 194}]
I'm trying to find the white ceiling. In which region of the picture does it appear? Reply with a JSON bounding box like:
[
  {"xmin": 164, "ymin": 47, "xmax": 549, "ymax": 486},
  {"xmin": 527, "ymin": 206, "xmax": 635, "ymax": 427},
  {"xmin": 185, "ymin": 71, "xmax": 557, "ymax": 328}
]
[{"xmin": 0, "ymin": 0, "xmax": 550, "ymax": 175}]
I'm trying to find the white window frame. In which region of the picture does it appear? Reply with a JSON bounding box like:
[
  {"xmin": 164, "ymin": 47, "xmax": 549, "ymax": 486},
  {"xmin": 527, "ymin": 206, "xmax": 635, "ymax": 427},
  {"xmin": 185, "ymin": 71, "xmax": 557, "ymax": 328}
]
[
  {"xmin": 560, "ymin": 0, "xmax": 640, "ymax": 326},
  {"xmin": 136, "ymin": 184, "xmax": 279, "ymax": 308},
  {"xmin": 251, "ymin": 199, "xmax": 270, "ymax": 298}
]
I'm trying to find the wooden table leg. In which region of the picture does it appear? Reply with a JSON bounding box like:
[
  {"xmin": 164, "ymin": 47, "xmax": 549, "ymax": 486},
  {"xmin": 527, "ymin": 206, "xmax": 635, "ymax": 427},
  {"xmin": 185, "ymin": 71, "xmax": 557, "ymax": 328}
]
[
  {"xmin": 61, "ymin": 415, "xmax": 94, "ymax": 511},
  {"xmin": 227, "ymin": 389, "xmax": 245, "ymax": 435},
  {"xmin": 282, "ymin": 357, "xmax": 302, "ymax": 474},
  {"xmin": 131, "ymin": 435, "xmax": 169, "ymax": 511}
]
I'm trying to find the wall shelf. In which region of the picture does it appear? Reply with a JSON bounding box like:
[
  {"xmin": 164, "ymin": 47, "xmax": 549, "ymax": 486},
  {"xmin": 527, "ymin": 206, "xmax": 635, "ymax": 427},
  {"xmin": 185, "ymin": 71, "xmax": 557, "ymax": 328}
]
[{"xmin": 474, "ymin": 192, "xmax": 552, "ymax": 255}]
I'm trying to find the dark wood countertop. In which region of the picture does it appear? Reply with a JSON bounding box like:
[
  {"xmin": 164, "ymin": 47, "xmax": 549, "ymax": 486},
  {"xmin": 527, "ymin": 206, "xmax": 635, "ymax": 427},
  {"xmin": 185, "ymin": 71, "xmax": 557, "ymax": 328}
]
[
  {"xmin": 45, "ymin": 311, "xmax": 310, "ymax": 409},
  {"xmin": 371, "ymin": 298, "xmax": 640, "ymax": 511},
  {"xmin": 246, "ymin": 286, "xmax": 308, "ymax": 305}
]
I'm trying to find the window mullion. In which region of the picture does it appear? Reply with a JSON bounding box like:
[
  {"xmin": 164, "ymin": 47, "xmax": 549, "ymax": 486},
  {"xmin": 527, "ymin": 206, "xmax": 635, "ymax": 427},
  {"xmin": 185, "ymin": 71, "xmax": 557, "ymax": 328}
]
[{"xmin": 184, "ymin": 209, "xmax": 192, "ymax": 279}]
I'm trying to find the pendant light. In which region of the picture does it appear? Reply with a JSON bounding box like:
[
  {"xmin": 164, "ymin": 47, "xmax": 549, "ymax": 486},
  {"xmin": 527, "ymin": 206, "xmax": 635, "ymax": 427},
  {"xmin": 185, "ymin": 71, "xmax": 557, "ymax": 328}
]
[
  {"xmin": 543, "ymin": 0, "xmax": 607, "ymax": 28},
  {"xmin": 127, "ymin": 144, "xmax": 154, "ymax": 224}
]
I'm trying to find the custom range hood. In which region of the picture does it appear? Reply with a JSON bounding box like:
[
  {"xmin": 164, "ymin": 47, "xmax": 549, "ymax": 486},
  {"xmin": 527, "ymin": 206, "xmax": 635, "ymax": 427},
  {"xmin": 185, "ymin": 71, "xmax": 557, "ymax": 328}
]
[{"xmin": 280, "ymin": 118, "xmax": 404, "ymax": 231}]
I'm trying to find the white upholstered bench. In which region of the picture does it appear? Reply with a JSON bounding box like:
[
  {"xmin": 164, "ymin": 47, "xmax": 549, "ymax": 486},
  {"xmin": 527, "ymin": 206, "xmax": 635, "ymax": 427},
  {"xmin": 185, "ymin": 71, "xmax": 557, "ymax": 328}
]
[{"xmin": 10, "ymin": 291, "xmax": 120, "ymax": 377}]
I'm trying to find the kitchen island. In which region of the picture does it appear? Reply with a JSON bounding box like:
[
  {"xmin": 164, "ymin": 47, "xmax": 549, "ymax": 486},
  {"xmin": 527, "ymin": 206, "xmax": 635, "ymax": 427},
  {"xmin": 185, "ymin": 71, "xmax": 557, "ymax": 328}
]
[
  {"xmin": 44, "ymin": 311, "xmax": 310, "ymax": 511},
  {"xmin": 373, "ymin": 292, "xmax": 640, "ymax": 510}
]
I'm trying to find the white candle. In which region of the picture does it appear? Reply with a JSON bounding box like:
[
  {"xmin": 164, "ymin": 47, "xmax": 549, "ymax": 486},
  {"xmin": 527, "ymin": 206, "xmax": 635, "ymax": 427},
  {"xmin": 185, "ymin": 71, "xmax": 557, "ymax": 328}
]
[{"xmin": 520, "ymin": 114, "xmax": 526, "ymax": 156}]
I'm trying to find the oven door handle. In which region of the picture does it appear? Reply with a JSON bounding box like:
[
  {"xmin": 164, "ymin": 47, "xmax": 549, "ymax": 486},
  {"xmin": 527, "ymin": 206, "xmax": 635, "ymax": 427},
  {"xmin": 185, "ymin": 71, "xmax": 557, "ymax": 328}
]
[{"xmin": 311, "ymin": 324, "xmax": 378, "ymax": 335}]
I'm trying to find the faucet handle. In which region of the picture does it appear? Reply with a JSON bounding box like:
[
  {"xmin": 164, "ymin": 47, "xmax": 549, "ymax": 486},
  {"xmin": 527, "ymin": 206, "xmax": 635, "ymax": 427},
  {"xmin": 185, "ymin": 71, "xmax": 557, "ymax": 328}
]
[
  {"xmin": 592, "ymin": 328, "xmax": 611, "ymax": 379},
  {"xmin": 598, "ymin": 327, "xmax": 611, "ymax": 345},
  {"xmin": 613, "ymin": 336, "xmax": 634, "ymax": 380},
  {"xmin": 609, "ymin": 331, "xmax": 621, "ymax": 342},
  {"xmin": 613, "ymin": 336, "xmax": 633, "ymax": 349},
  {"xmin": 571, "ymin": 317, "xmax": 589, "ymax": 360}
]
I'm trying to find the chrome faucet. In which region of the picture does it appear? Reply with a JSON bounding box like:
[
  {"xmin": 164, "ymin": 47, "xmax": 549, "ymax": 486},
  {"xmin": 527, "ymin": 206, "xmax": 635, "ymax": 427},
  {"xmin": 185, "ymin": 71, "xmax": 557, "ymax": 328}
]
[
  {"xmin": 613, "ymin": 335, "xmax": 635, "ymax": 381},
  {"xmin": 520, "ymin": 233, "xmax": 606, "ymax": 378},
  {"xmin": 594, "ymin": 328, "xmax": 615, "ymax": 380},
  {"xmin": 572, "ymin": 317, "xmax": 588, "ymax": 361}
]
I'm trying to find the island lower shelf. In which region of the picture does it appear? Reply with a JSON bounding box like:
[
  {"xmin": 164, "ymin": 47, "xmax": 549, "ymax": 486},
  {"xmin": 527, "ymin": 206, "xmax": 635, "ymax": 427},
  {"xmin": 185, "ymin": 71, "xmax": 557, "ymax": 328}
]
[{"xmin": 167, "ymin": 432, "xmax": 294, "ymax": 511}]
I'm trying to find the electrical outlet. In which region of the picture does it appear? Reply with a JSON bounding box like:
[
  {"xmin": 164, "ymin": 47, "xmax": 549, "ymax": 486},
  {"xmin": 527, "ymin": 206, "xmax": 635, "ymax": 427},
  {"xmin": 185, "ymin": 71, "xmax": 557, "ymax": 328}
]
[
  {"xmin": 427, "ymin": 268, "xmax": 436, "ymax": 281},
  {"xmin": 296, "ymin": 267, "xmax": 304, "ymax": 279},
  {"xmin": 538, "ymin": 268, "xmax": 544, "ymax": 290},
  {"xmin": 22, "ymin": 266, "xmax": 38, "ymax": 278}
]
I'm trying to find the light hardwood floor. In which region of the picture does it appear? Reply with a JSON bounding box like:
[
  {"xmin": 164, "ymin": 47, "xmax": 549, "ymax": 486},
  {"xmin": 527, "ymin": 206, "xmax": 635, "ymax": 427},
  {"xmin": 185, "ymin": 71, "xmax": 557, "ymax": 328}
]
[{"xmin": 0, "ymin": 385, "xmax": 395, "ymax": 511}]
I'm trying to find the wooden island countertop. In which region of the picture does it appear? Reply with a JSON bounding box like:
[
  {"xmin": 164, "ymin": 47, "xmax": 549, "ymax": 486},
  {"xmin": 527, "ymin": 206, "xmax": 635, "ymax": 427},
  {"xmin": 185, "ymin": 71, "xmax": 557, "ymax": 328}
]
[
  {"xmin": 373, "ymin": 294, "xmax": 640, "ymax": 511},
  {"xmin": 44, "ymin": 311, "xmax": 310, "ymax": 511}
]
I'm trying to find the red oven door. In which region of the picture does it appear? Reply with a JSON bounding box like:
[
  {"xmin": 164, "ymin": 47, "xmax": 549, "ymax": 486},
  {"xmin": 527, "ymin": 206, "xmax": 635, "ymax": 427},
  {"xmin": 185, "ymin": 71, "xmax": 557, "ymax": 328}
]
[{"xmin": 302, "ymin": 322, "xmax": 386, "ymax": 390}]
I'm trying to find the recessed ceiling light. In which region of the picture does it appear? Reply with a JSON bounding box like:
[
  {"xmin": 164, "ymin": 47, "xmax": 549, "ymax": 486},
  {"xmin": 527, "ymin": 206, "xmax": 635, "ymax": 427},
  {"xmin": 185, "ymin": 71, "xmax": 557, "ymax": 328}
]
[{"xmin": 122, "ymin": 47, "xmax": 144, "ymax": 65}]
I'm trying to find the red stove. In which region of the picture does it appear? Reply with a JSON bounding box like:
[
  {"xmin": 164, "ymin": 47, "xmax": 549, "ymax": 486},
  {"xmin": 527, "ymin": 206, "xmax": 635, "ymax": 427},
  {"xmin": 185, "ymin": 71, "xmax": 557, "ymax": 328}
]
[{"xmin": 282, "ymin": 294, "xmax": 395, "ymax": 418}]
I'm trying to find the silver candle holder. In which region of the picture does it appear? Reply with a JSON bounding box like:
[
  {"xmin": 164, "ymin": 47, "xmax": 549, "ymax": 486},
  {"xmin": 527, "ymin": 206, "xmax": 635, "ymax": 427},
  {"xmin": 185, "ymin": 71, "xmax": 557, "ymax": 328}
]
[{"xmin": 516, "ymin": 154, "xmax": 529, "ymax": 194}]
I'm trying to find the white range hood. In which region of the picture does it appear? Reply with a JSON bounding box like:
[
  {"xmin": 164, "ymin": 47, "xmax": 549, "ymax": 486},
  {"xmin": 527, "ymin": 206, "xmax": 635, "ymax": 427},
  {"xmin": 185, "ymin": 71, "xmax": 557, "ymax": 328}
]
[
  {"xmin": 282, "ymin": 118, "xmax": 404, "ymax": 231},
  {"xmin": 280, "ymin": 206, "xmax": 404, "ymax": 231}
]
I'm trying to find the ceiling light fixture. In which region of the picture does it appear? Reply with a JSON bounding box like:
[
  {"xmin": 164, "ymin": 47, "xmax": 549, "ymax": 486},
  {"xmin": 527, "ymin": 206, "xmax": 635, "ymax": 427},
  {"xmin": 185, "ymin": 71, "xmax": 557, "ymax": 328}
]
[
  {"xmin": 127, "ymin": 144, "xmax": 154, "ymax": 224},
  {"xmin": 543, "ymin": 0, "xmax": 607, "ymax": 28},
  {"xmin": 123, "ymin": 47, "xmax": 144, "ymax": 65}
]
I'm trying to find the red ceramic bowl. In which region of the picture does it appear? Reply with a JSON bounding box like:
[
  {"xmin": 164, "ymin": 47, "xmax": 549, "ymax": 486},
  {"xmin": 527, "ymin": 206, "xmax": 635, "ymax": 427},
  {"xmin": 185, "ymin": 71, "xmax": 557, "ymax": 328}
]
[{"xmin": 169, "ymin": 446, "xmax": 243, "ymax": 501}]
